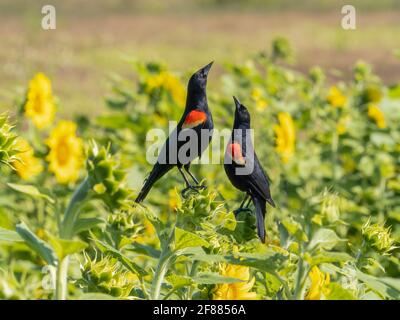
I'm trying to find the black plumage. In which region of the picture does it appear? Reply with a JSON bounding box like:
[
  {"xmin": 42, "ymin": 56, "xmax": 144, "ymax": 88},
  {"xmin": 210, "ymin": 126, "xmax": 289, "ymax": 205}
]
[
  {"xmin": 135, "ymin": 62, "xmax": 214, "ymax": 203},
  {"xmin": 224, "ymin": 96, "xmax": 275, "ymax": 242}
]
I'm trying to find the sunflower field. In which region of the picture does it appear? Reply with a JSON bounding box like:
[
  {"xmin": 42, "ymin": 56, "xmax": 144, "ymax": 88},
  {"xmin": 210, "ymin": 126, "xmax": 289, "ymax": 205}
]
[{"xmin": 0, "ymin": 38, "xmax": 399, "ymax": 301}]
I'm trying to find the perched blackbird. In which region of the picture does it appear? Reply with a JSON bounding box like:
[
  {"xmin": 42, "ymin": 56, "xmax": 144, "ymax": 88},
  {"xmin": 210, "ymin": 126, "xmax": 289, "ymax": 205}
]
[
  {"xmin": 224, "ymin": 96, "xmax": 275, "ymax": 242},
  {"xmin": 135, "ymin": 62, "xmax": 214, "ymax": 203}
]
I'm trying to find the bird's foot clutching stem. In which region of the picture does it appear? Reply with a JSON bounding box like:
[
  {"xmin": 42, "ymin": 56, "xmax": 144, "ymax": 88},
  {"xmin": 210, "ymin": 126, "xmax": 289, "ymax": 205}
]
[
  {"xmin": 181, "ymin": 184, "xmax": 207, "ymax": 198},
  {"xmin": 233, "ymin": 207, "xmax": 253, "ymax": 218},
  {"xmin": 178, "ymin": 166, "xmax": 206, "ymax": 198}
]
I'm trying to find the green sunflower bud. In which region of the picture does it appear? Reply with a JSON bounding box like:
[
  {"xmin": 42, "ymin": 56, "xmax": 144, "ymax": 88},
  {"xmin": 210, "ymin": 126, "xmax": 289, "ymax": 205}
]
[
  {"xmin": 86, "ymin": 141, "xmax": 133, "ymax": 210},
  {"xmin": 362, "ymin": 219, "xmax": 397, "ymax": 255},
  {"xmin": 80, "ymin": 253, "xmax": 137, "ymax": 299},
  {"xmin": 0, "ymin": 113, "xmax": 20, "ymax": 168}
]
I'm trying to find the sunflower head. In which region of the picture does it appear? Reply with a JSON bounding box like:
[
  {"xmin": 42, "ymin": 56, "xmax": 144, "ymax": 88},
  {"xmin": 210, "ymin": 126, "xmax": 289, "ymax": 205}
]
[
  {"xmin": 212, "ymin": 264, "xmax": 257, "ymax": 300},
  {"xmin": 144, "ymin": 71, "xmax": 185, "ymax": 106},
  {"xmin": 305, "ymin": 266, "xmax": 331, "ymax": 300},
  {"xmin": 46, "ymin": 120, "xmax": 84, "ymax": 184},
  {"xmin": 24, "ymin": 73, "xmax": 56, "ymax": 129},
  {"xmin": 273, "ymin": 112, "xmax": 296, "ymax": 163},
  {"xmin": 367, "ymin": 104, "xmax": 386, "ymax": 129},
  {"xmin": 327, "ymin": 86, "xmax": 347, "ymax": 108}
]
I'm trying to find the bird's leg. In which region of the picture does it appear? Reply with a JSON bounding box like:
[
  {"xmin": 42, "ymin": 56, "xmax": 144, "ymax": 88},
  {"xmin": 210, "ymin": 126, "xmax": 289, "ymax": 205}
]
[
  {"xmin": 178, "ymin": 166, "xmax": 191, "ymax": 187},
  {"xmin": 179, "ymin": 166, "xmax": 202, "ymax": 198},
  {"xmin": 239, "ymin": 195, "xmax": 249, "ymax": 209},
  {"xmin": 184, "ymin": 164, "xmax": 206, "ymax": 190},
  {"xmin": 234, "ymin": 194, "xmax": 252, "ymax": 217},
  {"xmin": 244, "ymin": 196, "xmax": 252, "ymax": 208}
]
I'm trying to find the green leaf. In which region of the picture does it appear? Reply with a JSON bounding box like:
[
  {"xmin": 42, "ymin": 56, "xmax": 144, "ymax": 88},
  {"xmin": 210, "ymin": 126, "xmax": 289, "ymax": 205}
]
[
  {"xmin": 308, "ymin": 228, "xmax": 345, "ymax": 251},
  {"xmin": 48, "ymin": 236, "xmax": 88, "ymax": 261},
  {"xmin": 79, "ymin": 293, "xmax": 117, "ymax": 300},
  {"xmin": 308, "ymin": 251, "xmax": 353, "ymax": 265},
  {"xmin": 72, "ymin": 217, "xmax": 105, "ymax": 234},
  {"xmin": 0, "ymin": 226, "xmax": 22, "ymax": 242},
  {"xmin": 189, "ymin": 251, "xmax": 286, "ymax": 274},
  {"xmin": 105, "ymin": 97, "xmax": 128, "ymax": 110},
  {"xmin": 193, "ymin": 272, "xmax": 244, "ymax": 285},
  {"xmin": 166, "ymin": 274, "xmax": 193, "ymax": 288},
  {"xmin": 128, "ymin": 243, "xmax": 161, "ymax": 259},
  {"xmin": 325, "ymin": 283, "xmax": 357, "ymax": 300},
  {"xmin": 8, "ymin": 183, "xmax": 55, "ymax": 204},
  {"xmin": 232, "ymin": 210, "xmax": 257, "ymax": 243},
  {"xmin": 355, "ymin": 270, "xmax": 400, "ymax": 299},
  {"xmin": 174, "ymin": 227, "xmax": 209, "ymax": 251},
  {"xmin": 16, "ymin": 221, "xmax": 58, "ymax": 266},
  {"xmin": 96, "ymin": 114, "xmax": 135, "ymax": 130},
  {"xmin": 94, "ymin": 239, "xmax": 147, "ymax": 276},
  {"xmin": 281, "ymin": 217, "xmax": 308, "ymax": 242}
]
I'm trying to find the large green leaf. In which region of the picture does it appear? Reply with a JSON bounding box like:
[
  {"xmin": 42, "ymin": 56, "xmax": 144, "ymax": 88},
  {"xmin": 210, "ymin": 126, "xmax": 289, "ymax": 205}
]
[
  {"xmin": 308, "ymin": 228, "xmax": 346, "ymax": 251},
  {"xmin": 174, "ymin": 227, "xmax": 209, "ymax": 250},
  {"xmin": 355, "ymin": 270, "xmax": 400, "ymax": 299},
  {"xmin": 307, "ymin": 251, "xmax": 353, "ymax": 265},
  {"xmin": 189, "ymin": 251, "xmax": 286, "ymax": 274},
  {"xmin": 0, "ymin": 227, "xmax": 22, "ymax": 242},
  {"xmin": 48, "ymin": 236, "xmax": 88, "ymax": 261},
  {"xmin": 72, "ymin": 217, "xmax": 105, "ymax": 234},
  {"xmin": 128, "ymin": 242, "xmax": 161, "ymax": 259},
  {"xmin": 325, "ymin": 283, "xmax": 357, "ymax": 300},
  {"xmin": 16, "ymin": 222, "xmax": 57, "ymax": 266},
  {"xmin": 166, "ymin": 274, "xmax": 193, "ymax": 287},
  {"xmin": 8, "ymin": 183, "xmax": 55, "ymax": 204}
]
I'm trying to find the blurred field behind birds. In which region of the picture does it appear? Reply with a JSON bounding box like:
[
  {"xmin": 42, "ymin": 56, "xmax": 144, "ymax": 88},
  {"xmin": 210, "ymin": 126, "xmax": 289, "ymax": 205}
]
[{"xmin": 1, "ymin": 0, "xmax": 400, "ymax": 115}]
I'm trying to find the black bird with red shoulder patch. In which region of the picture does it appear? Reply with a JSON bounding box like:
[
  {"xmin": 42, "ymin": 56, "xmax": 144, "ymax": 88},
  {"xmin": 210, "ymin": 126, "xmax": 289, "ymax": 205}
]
[
  {"xmin": 224, "ymin": 96, "xmax": 275, "ymax": 242},
  {"xmin": 135, "ymin": 62, "xmax": 214, "ymax": 203}
]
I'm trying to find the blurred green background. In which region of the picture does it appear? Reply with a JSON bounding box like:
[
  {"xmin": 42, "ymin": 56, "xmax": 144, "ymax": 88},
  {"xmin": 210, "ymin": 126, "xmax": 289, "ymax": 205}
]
[{"xmin": 0, "ymin": 0, "xmax": 399, "ymax": 115}]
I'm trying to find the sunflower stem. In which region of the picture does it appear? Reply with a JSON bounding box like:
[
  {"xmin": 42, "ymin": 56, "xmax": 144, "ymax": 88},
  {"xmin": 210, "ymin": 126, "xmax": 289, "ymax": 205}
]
[
  {"xmin": 151, "ymin": 226, "xmax": 175, "ymax": 300},
  {"xmin": 54, "ymin": 257, "xmax": 69, "ymax": 300},
  {"xmin": 61, "ymin": 177, "xmax": 91, "ymax": 239},
  {"xmin": 292, "ymin": 257, "xmax": 305, "ymax": 300},
  {"xmin": 151, "ymin": 253, "xmax": 171, "ymax": 300},
  {"xmin": 55, "ymin": 176, "xmax": 91, "ymax": 300}
]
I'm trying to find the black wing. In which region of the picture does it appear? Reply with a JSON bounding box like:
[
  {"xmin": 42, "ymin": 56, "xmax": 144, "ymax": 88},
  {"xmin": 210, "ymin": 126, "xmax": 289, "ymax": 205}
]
[{"xmin": 247, "ymin": 153, "xmax": 275, "ymax": 207}]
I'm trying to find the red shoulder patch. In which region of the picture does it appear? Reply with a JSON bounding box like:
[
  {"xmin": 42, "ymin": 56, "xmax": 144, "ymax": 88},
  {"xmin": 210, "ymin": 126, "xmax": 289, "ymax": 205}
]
[
  {"xmin": 182, "ymin": 110, "xmax": 207, "ymax": 129},
  {"xmin": 228, "ymin": 143, "xmax": 246, "ymax": 165}
]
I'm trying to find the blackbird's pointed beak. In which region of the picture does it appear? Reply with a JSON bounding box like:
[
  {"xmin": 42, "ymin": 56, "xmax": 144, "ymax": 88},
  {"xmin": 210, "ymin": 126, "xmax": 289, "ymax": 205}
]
[
  {"xmin": 200, "ymin": 61, "xmax": 214, "ymax": 77},
  {"xmin": 233, "ymin": 96, "xmax": 241, "ymax": 110}
]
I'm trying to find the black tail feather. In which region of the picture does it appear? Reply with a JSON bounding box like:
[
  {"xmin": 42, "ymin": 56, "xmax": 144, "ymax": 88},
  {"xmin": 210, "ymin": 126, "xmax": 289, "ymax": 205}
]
[
  {"xmin": 252, "ymin": 196, "xmax": 266, "ymax": 243},
  {"xmin": 135, "ymin": 164, "xmax": 171, "ymax": 203}
]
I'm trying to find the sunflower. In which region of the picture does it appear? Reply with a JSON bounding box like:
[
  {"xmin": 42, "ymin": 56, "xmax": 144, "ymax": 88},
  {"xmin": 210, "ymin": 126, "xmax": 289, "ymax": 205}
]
[
  {"xmin": 24, "ymin": 73, "xmax": 56, "ymax": 129},
  {"xmin": 305, "ymin": 266, "xmax": 331, "ymax": 300},
  {"xmin": 212, "ymin": 264, "xmax": 257, "ymax": 300},
  {"xmin": 145, "ymin": 71, "xmax": 185, "ymax": 106},
  {"xmin": 46, "ymin": 121, "xmax": 83, "ymax": 184},
  {"xmin": 327, "ymin": 86, "xmax": 347, "ymax": 108},
  {"xmin": 367, "ymin": 104, "xmax": 386, "ymax": 129},
  {"xmin": 273, "ymin": 112, "xmax": 296, "ymax": 163},
  {"xmin": 13, "ymin": 138, "xmax": 43, "ymax": 180}
]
